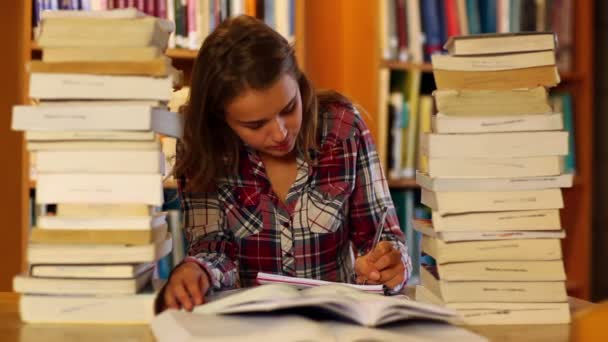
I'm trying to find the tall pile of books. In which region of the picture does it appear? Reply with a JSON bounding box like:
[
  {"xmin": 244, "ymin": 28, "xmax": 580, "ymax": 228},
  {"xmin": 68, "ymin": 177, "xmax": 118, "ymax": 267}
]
[
  {"xmin": 414, "ymin": 32, "xmax": 573, "ymax": 325},
  {"xmin": 11, "ymin": 9, "xmax": 183, "ymax": 324}
]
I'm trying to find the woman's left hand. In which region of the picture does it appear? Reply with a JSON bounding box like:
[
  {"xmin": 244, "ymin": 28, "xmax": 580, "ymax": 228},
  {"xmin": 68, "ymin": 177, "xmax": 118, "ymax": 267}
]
[{"xmin": 354, "ymin": 241, "xmax": 405, "ymax": 289}]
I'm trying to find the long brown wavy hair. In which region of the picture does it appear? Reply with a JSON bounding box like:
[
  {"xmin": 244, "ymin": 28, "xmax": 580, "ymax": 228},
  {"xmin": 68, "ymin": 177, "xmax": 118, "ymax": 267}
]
[{"xmin": 174, "ymin": 15, "xmax": 347, "ymax": 192}]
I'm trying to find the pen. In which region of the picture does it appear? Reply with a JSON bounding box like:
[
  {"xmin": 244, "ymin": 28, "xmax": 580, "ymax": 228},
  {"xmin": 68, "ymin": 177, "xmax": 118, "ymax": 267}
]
[
  {"xmin": 371, "ymin": 206, "xmax": 389, "ymax": 252},
  {"xmin": 363, "ymin": 206, "xmax": 389, "ymax": 285}
]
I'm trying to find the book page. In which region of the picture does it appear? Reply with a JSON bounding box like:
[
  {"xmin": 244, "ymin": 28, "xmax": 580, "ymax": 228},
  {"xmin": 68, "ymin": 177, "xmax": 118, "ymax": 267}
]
[
  {"xmin": 192, "ymin": 284, "xmax": 299, "ymax": 314},
  {"xmin": 256, "ymin": 272, "xmax": 384, "ymax": 293}
]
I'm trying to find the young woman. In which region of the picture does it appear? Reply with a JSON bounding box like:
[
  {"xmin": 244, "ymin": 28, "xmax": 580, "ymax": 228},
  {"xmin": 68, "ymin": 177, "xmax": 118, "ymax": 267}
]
[{"xmin": 160, "ymin": 15, "xmax": 411, "ymax": 311}]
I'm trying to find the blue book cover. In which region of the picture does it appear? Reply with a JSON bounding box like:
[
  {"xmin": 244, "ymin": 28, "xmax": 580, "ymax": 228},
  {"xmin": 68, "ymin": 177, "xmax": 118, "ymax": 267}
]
[
  {"xmin": 437, "ymin": 0, "xmax": 448, "ymax": 47},
  {"xmin": 420, "ymin": 0, "xmax": 443, "ymax": 61},
  {"xmin": 466, "ymin": 0, "xmax": 482, "ymax": 34},
  {"xmin": 561, "ymin": 93, "xmax": 576, "ymax": 174},
  {"xmin": 479, "ymin": 0, "xmax": 497, "ymax": 33}
]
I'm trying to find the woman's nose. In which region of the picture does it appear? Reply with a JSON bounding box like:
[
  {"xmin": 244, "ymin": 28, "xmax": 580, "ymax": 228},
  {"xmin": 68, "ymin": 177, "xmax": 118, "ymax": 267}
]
[{"xmin": 271, "ymin": 117, "xmax": 288, "ymax": 142}]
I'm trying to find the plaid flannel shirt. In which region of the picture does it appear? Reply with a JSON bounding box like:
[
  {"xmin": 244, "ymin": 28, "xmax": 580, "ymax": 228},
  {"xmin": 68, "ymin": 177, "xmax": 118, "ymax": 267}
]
[{"xmin": 178, "ymin": 101, "xmax": 412, "ymax": 292}]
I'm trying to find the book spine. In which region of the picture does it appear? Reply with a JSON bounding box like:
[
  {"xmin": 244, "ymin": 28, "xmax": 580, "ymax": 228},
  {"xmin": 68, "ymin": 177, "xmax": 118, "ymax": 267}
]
[
  {"xmin": 465, "ymin": 0, "xmax": 481, "ymax": 34},
  {"xmin": 395, "ymin": 0, "xmax": 408, "ymax": 61},
  {"xmin": 187, "ymin": 0, "xmax": 197, "ymax": 49},
  {"xmin": 479, "ymin": 0, "xmax": 497, "ymax": 33},
  {"xmin": 156, "ymin": 0, "xmax": 167, "ymax": 18},
  {"xmin": 420, "ymin": 0, "xmax": 442, "ymax": 61},
  {"xmin": 444, "ymin": 0, "xmax": 461, "ymax": 38}
]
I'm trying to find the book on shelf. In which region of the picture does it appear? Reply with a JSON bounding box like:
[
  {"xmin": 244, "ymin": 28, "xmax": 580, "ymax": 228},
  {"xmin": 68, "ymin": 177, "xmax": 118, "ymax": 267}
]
[
  {"xmin": 419, "ymin": 266, "xmax": 567, "ymax": 303},
  {"xmin": 416, "ymin": 172, "xmax": 573, "ymax": 192},
  {"xmin": 36, "ymin": 211, "xmax": 167, "ymax": 230},
  {"xmin": 37, "ymin": 15, "xmax": 174, "ymax": 50},
  {"xmin": 42, "ymin": 46, "xmax": 163, "ymax": 62},
  {"xmin": 412, "ymin": 218, "xmax": 565, "ymax": 242},
  {"xmin": 29, "ymin": 57, "xmax": 175, "ymax": 77},
  {"xmin": 13, "ymin": 268, "xmax": 154, "ymax": 295},
  {"xmin": 431, "ymin": 112, "xmax": 563, "ymax": 133},
  {"xmin": 27, "ymin": 235, "xmax": 173, "ymax": 265},
  {"xmin": 431, "ymin": 50, "xmax": 556, "ymax": 71},
  {"xmin": 420, "ymin": 155, "xmax": 564, "ymax": 179},
  {"xmin": 421, "ymin": 188, "xmax": 564, "ymax": 215},
  {"xmin": 433, "ymin": 65, "xmax": 560, "ymax": 90},
  {"xmin": 444, "ymin": 32, "xmax": 556, "ymax": 56},
  {"xmin": 430, "ymin": 209, "xmax": 562, "ymax": 232},
  {"xmin": 20, "ymin": 290, "xmax": 157, "ymax": 324},
  {"xmin": 433, "ymin": 87, "xmax": 551, "ymax": 117},
  {"xmin": 28, "ymin": 72, "xmax": 179, "ymax": 101},
  {"xmin": 25, "ymin": 130, "xmax": 157, "ymax": 141},
  {"xmin": 415, "ymin": 285, "xmax": 570, "ymax": 325},
  {"xmin": 56, "ymin": 203, "xmax": 155, "ymax": 217},
  {"xmin": 30, "ymin": 224, "xmax": 168, "ymax": 245},
  {"xmin": 30, "ymin": 262, "xmax": 155, "ymax": 279},
  {"xmin": 27, "ymin": 140, "xmax": 162, "ymax": 151},
  {"xmin": 420, "ymin": 235, "xmax": 563, "ymax": 264},
  {"xmin": 421, "ymin": 131, "xmax": 569, "ymax": 158},
  {"xmin": 12, "ymin": 102, "xmax": 180, "ymax": 132},
  {"xmin": 35, "ymin": 173, "xmax": 165, "ymax": 206},
  {"xmin": 35, "ymin": 150, "xmax": 165, "ymax": 174},
  {"xmin": 423, "ymin": 259, "xmax": 566, "ymax": 282}
]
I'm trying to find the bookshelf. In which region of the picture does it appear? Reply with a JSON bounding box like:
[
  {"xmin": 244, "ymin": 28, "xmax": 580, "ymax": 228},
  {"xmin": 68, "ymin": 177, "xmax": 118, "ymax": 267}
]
[
  {"xmin": 0, "ymin": 1, "xmax": 309, "ymax": 291},
  {"xmin": 305, "ymin": 1, "xmax": 594, "ymax": 300}
]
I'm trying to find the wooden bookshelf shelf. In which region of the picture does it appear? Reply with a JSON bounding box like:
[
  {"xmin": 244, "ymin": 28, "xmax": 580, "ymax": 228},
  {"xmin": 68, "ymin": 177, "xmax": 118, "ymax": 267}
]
[
  {"xmin": 165, "ymin": 48, "xmax": 198, "ymax": 59},
  {"xmin": 387, "ymin": 178, "xmax": 419, "ymax": 189},
  {"xmin": 381, "ymin": 60, "xmax": 433, "ymax": 73}
]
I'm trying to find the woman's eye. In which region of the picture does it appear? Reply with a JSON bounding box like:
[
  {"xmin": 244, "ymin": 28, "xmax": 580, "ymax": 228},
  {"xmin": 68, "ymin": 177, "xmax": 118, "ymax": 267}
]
[
  {"xmin": 246, "ymin": 123, "xmax": 264, "ymax": 130},
  {"xmin": 281, "ymin": 104, "xmax": 295, "ymax": 115}
]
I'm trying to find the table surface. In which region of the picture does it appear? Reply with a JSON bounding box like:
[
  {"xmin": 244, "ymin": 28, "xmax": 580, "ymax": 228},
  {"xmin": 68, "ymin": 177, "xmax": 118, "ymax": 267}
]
[{"xmin": 0, "ymin": 292, "xmax": 592, "ymax": 342}]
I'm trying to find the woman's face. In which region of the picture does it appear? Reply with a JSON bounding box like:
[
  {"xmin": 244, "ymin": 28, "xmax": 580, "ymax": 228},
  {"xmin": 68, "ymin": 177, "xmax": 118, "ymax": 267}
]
[{"xmin": 224, "ymin": 73, "xmax": 302, "ymax": 158}]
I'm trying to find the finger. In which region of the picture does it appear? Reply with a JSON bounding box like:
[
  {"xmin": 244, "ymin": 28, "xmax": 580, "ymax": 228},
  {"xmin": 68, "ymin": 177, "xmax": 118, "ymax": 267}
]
[
  {"xmin": 368, "ymin": 241, "xmax": 394, "ymax": 262},
  {"xmin": 198, "ymin": 272, "xmax": 210, "ymax": 304},
  {"xmin": 373, "ymin": 249, "xmax": 402, "ymax": 271},
  {"xmin": 356, "ymin": 275, "xmax": 381, "ymax": 285},
  {"xmin": 172, "ymin": 280, "xmax": 194, "ymax": 311},
  {"xmin": 378, "ymin": 262, "xmax": 405, "ymax": 285},
  {"xmin": 164, "ymin": 287, "xmax": 179, "ymax": 310},
  {"xmin": 355, "ymin": 256, "xmax": 380, "ymax": 281},
  {"xmin": 184, "ymin": 276, "xmax": 204, "ymax": 306},
  {"xmin": 383, "ymin": 270, "xmax": 405, "ymax": 289}
]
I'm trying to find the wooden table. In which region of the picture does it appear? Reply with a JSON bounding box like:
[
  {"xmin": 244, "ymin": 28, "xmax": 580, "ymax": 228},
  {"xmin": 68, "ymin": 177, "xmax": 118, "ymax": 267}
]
[{"xmin": 0, "ymin": 292, "xmax": 592, "ymax": 342}]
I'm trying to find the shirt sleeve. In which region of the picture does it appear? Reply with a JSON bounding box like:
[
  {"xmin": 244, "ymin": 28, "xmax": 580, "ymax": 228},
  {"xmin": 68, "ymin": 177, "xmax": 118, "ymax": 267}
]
[
  {"xmin": 178, "ymin": 177, "xmax": 240, "ymax": 292},
  {"xmin": 347, "ymin": 110, "xmax": 412, "ymax": 292}
]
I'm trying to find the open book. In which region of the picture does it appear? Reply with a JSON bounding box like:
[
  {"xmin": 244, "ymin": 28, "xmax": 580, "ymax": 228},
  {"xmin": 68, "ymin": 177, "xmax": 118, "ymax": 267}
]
[
  {"xmin": 256, "ymin": 272, "xmax": 384, "ymax": 293},
  {"xmin": 193, "ymin": 283, "xmax": 456, "ymax": 327}
]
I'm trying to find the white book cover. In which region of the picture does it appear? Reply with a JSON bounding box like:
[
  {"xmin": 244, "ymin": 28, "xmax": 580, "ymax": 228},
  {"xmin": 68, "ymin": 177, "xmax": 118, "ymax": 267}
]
[
  {"xmin": 421, "ymin": 131, "xmax": 568, "ymax": 158},
  {"xmin": 25, "ymin": 130, "xmax": 156, "ymax": 141},
  {"xmin": 36, "ymin": 150, "xmax": 165, "ymax": 174},
  {"xmin": 20, "ymin": 292, "xmax": 156, "ymax": 324},
  {"xmin": 36, "ymin": 173, "xmax": 164, "ymax": 205},
  {"xmin": 29, "ymin": 73, "xmax": 174, "ymax": 101},
  {"xmin": 432, "ymin": 112, "xmax": 563, "ymax": 134},
  {"xmin": 37, "ymin": 212, "xmax": 167, "ymax": 230},
  {"xmin": 13, "ymin": 268, "xmax": 153, "ymax": 295},
  {"xmin": 416, "ymin": 171, "xmax": 573, "ymax": 192},
  {"xmin": 31, "ymin": 263, "xmax": 154, "ymax": 279},
  {"xmin": 13, "ymin": 104, "xmax": 183, "ymax": 138},
  {"xmin": 27, "ymin": 235, "xmax": 172, "ymax": 264},
  {"xmin": 413, "ymin": 218, "xmax": 565, "ymax": 242}
]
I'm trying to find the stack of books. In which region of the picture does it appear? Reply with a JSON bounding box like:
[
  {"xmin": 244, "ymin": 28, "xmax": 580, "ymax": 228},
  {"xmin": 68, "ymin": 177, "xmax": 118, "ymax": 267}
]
[
  {"xmin": 414, "ymin": 32, "xmax": 572, "ymax": 325},
  {"xmin": 11, "ymin": 9, "xmax": 183, "ymax": 324}
]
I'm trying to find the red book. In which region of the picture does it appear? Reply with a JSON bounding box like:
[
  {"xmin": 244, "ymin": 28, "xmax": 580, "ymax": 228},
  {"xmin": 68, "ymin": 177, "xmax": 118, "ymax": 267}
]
[
  {"xmin": 156, "ymin": 0, "xmax": 167, "ymax": 18},
  {"xmin": 126, "ymin": 0, "xmax": 136, "ymax": 8},
  {"xmin": 394, "ymin": 0, "xmax": 408, "ymax": 60},
  {"xmin": 444, "ymin": 0, "xmax": 460, "ymax": 38},
  {"xmin": 145, "ymin": 0, "xmax": 156, "ymax": 16}
]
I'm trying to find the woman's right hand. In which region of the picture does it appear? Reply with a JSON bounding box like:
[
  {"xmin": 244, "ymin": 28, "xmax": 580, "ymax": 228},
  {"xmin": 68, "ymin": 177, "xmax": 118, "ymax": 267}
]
[{"xmin": 162, "ymin": 261, "xmax": 211, "ymax": 311}]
